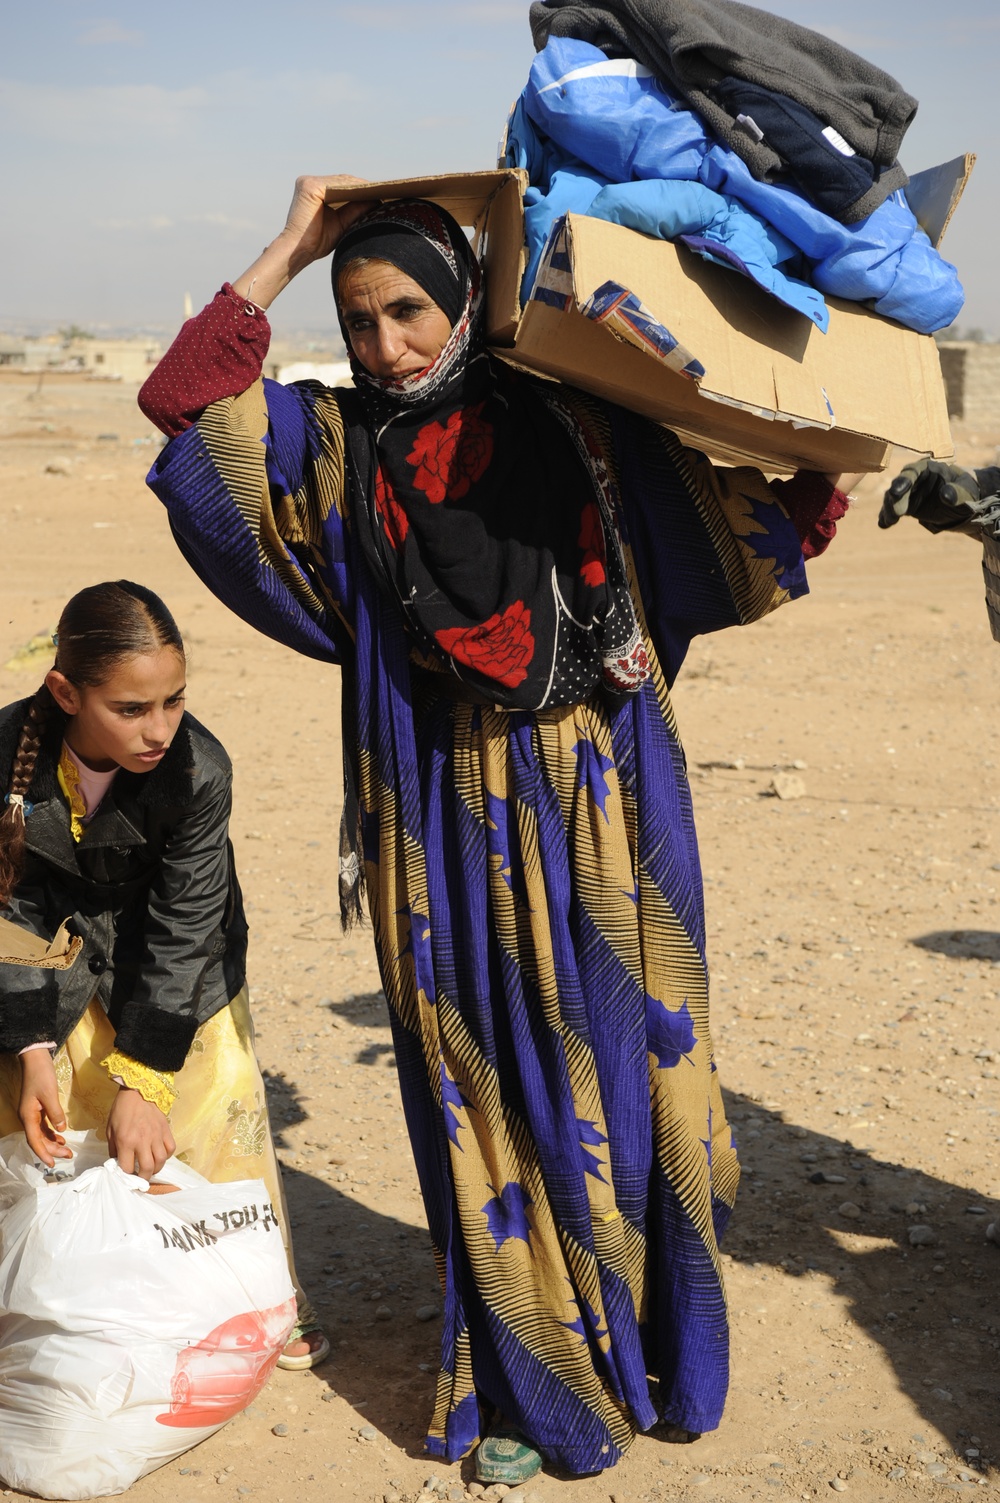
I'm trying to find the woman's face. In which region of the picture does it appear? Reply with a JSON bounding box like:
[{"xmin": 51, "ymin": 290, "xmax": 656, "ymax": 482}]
[
  {"xmin": 45, "ymin": 648, "xmax": 187, "ymax": 773},
  {"xmin": 337, "ymin": 259, "xmax": 453, "ymax": 380}
]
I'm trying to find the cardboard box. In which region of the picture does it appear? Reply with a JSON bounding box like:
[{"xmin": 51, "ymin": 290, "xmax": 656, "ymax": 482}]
[{"xmin": 329, "ymin": 162, "xmax": 970, "ymax": 474}]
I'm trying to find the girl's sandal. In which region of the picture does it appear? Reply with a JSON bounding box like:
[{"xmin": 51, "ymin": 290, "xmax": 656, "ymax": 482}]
[
  {"xmin": 277, "ymin": 1319, "xmax": 331, "ymax": 1371},
  {"xmin": 474, "ymin": 1425, "xmax": 543, "ymax": 1485}
]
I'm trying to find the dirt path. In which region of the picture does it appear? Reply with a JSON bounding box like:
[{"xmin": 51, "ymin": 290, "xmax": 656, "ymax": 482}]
[{"xmin": 1, "ymin": 371, "xmax": 998, "ymax": 1502}]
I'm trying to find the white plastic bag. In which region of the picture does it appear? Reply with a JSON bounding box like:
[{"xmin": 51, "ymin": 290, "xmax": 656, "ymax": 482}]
[{"xmin": 0, "ymin": 1130, "xmax": 295, "ymax": 1499}]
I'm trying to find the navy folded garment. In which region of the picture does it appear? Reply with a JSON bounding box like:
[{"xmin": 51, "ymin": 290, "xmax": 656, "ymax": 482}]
[{"xmin": 712, "ymin": 78, "xmax": 908, "ymax": 224}]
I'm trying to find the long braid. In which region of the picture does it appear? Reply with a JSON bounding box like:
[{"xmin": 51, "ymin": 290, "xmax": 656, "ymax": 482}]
[{"xmin": 0, "ymin": 686, "xmax": 52, "ymax": 907}]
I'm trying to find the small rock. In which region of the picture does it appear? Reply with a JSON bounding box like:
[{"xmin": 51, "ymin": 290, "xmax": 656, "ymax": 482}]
[
  {"xmin": 887, "ymin": 1467, "xmax": 907, "ymax": 1480},
  {"xmin": 926, "ymin": 1463, "xmax": 950, "ymax": 1478},
  {"xmin": 384, "ymin": 1493, "xmax": 401, "ymax": 1503},
  {"xmin": 271, "ymin": 1423, "xmax": 288, "ymax": 1436},
  {"xmin": 321, "ymin": 1390, "xmax": 337, "ymax": 1402},
  {"xmin": 904, "ymin": 1202, "xmax": 924, "ymax": 1216},
  {"xmin": 838, "ymin": 1201, "xmax": 862, "ymax": 1220},
  {"xmin": 908, "ymin": 1225, "xmax": 936, "ymax": 1247},
  {"xmin": 965, "ymin": 1206, "xmax": 987, "ymax": 1216},
  {"xmin": 965, "ymin": 1449, "xmax": 981, "ymax": 1460},
  {"xmin": 771, "ymin": 772, "xmax": 806, "ymax": 801},
  {"xmin": 931, "ymin": 1387, "xmax": 953, "ymax": 1403},
  {"xmin": 830, "ymin": 1481, "xmax": 848, "ymax": 1493},
  {"xmin": 238, "ymin": 1491, "xmax": 253, "ymax": 1497},
  {"xmin": 375, "ymin": 1304, "xmax": 394, "ymax": 1321},
  {"xmin": 688, "ymin": 1477, "xmax": 711, "ymax": 1489},
  {"xmin": 986, "ymin": 1223, "xmax": 1000, "ymax": 1245},
  {"xmin": 358, "ymin": 1424, "xmax": 377, "ymax": 1441},
  {"xmin": 415, "ymin": 1304, "xmax": 441, "ymax": 1322},
  {"xmin": 467, "ymin": 1488, "xmax": 485, "ymax": 1499},
  {"xmin": 44, "ymin": 457, "xmax": 72, "ymax": 475}
]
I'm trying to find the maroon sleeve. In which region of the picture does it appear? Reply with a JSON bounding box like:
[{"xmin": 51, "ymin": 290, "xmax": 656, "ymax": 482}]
[
  {"xmin": 771, "ymin": 471, "xmax": 850, "ymax": 560},
  {"xmin": 138, "ymin": 284, "xmax": 272, "ymax": 438}
]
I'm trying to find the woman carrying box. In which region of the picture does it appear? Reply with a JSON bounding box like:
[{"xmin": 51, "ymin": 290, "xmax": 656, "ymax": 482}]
[{"xmin": 139, "ymin": 176, "xmax": 848, "ymax": 1481}]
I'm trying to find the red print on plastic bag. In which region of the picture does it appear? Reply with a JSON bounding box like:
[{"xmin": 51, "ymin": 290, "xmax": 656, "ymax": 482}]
[{"xmin": 156, "ymin": 1296, "xmax": 296, "ymax": 1427}]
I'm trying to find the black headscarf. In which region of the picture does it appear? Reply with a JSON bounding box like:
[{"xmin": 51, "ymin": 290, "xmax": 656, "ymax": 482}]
[{"xmin": 332, "ymin": 200, "xmax": 649, "ymax": 710}]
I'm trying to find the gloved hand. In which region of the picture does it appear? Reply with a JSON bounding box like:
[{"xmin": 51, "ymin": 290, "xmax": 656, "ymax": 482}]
[{"xmin": 878, "ymin": 459, "xmax": 983, "ymax": 533}]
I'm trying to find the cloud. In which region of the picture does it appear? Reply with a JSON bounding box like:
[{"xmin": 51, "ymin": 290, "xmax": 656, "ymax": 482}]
[
  {"xmin": 0, "ymin": 69, "xmax": 369, "ymax": 149},
  {"xmin": 90, "ymin": 210, "xmax": 267, "ymax": 239},
  {"xmin": 77, "ymin": 19, "xmax": 144, "ymax": 46},
  {"xmin": 0, "ymin": 79, "xmax": 208, "ymax": 145}
]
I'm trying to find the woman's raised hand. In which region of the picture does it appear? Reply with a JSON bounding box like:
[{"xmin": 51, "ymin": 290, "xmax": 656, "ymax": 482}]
[
  {"xmin": 232, "ymin": 174, "xmax": 374, "ymax": 310},
  {"xmin": 280, "ymin": 175, "xmax": 372, "ymax": 268}
]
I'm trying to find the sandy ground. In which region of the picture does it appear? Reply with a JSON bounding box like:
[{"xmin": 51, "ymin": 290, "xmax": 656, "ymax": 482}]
[{"xmin": 1, "ymin": 368, "xmax": 999, "ymax": 1503}]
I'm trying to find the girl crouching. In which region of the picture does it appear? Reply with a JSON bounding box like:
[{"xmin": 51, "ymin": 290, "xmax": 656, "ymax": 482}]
[{"xmin": 0, "ymin": 580, "xmax": 326, "ymax": 1369}]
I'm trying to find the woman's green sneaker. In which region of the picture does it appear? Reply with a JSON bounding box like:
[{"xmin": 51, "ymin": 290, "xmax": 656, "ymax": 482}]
[{"xmin": 474, "ymin": 1426, "xmax": 543, "ymax": 1484}]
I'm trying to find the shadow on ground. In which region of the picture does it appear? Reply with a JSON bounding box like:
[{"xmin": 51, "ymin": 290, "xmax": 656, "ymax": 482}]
[
  {"xmin": 912, "ymin": 929, "xmax": 1000, "ymax": 963},
  {"xmin": 723, "ymin": 1085, "xmax": 998, "ymax": 1476},
  {"xmin": 262, "ymin": 1028, "xmax": 442, "ymax": 1462}
]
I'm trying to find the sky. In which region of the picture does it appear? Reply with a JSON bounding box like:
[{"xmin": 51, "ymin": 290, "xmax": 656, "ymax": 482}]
[{"xmin": 2, "ymin": 0, "xmax": 998, "ymax": 338}]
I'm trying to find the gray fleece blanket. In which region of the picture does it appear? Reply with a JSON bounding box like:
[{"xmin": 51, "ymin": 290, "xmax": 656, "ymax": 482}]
[{"xmin": 529, "ymin": 0, "xmax": 917, "ymax": 183}]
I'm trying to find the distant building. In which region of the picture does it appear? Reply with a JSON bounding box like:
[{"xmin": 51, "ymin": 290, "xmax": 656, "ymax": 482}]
[
  {"xmin": 9, "ymin": 337, "xmax": 162, "ymax": 382},
  {"xmin": 61, "ymin": 338, "xmax": 162, "ymax": 383},
  {"xmin": 938, "ymin": 341, "xmax": 1000, "ymax": 428},
  {"xmin": 0, "ymin": 337, "xmax": 27, "ymax": 366},
  {"xmin": 274, "ymin": 360, "xmax": 353, "ymax": 388}
]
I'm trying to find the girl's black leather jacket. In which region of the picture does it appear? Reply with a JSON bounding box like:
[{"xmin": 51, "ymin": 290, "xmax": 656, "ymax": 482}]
[{"xmin": 0, "ymin": 702, "xmax": 248, "ymax": 1071}]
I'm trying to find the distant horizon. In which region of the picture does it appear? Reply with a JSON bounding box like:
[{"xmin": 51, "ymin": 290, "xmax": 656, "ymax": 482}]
[{"xmin": 0, "ymin": 313, "xmax": 348, "ymax": 348}]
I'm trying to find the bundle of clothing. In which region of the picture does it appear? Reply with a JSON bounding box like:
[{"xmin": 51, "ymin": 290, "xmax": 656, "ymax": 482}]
[{"xmin": 505, "ymin": 0, "xmax": 963, "ymax": 335}]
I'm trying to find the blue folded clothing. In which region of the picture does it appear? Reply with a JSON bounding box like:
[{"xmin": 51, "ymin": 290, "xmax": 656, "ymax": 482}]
[{"xmin": 504, "ymin": 39, "xmax": 964, "ymax": 335}]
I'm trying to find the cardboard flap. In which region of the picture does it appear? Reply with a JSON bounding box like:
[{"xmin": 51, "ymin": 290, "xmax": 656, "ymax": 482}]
[
  {"xmin": 905, "ymin": 155, "xmax": 976, "ymax": 248},
  {"xmin": 0, "ymin": 915, "xmax": 82, "ymax": 970}
]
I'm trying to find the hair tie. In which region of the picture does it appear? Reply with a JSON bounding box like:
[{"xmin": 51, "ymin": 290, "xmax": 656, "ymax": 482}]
[{"xmin": 4, "ymin": 793, "xmax": 34, "ymax": 823}]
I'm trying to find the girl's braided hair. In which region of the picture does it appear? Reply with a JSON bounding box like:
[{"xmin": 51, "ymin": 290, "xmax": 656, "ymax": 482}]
[{"xmin": 0, "ymin": 581, "xmax": 184, "ymax": 906}]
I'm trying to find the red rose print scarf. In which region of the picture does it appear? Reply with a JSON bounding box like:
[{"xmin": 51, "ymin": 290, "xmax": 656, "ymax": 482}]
[{"xmin": 332, "ymin": 200, "xmax": 649, "ymax": 711}]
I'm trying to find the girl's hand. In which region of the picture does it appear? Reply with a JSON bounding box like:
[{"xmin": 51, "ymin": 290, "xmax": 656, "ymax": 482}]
[
  {"xmin": 18, "ymin": 1050, "xmax": 72, "ymax": 1167},
  {"xmin": 232, "ymin": 175, "xmax": 373, "ymax": 310},
  {"xmin": 106, "ymin": 1088, "xmax": 176, "ymax": 1179}
]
